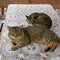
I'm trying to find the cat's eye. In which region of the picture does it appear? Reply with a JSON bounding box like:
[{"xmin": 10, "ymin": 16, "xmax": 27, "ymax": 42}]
[
  {"xmin": 26, "ymin": 16, "xmax": 29, "ymax": 19},
  {"xmin": 13, "ymin": 42, "xmax": 16, "ymax": 45}
]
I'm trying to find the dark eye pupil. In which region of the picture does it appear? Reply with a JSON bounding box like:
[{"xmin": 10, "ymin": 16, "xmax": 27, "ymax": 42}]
[{"xmin": 13, "ymin": 42, "xmax": 16, "ymax": 45}]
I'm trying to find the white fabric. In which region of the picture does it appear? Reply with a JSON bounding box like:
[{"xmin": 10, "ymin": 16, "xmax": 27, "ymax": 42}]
[{"xmin": 0, "ymin": 4, "xmax": 60, "ymax": 60}]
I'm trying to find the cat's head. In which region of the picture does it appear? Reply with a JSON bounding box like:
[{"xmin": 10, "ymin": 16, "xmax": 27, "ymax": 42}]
[
  {"xmin": 8, "ymin": 26, "xmax": 31, "ymax": 48},
  {"xmin": 8, "ymin": 26, "xmax": 24, "ymax": 37},
  {"xmin": 26, "ymin": 15, "xmax": 34, "ymax": 24}
]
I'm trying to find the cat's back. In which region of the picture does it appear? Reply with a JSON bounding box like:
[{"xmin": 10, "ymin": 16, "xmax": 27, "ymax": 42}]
[
  {"xmin": 23, "ymin": 26, "xmax": 46, "ymax": 42},
  {"xmin": 24, "ymin": 25, "xmax": 46, "ymax": 32}
]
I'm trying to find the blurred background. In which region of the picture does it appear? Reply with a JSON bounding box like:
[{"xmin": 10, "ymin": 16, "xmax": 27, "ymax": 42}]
[
  {"xmin": 0, "ymin": 0, "xmax": 60, "ymax": 32},
  {"xmin": 0, "ymin": 0, "xmax": 60, "ymax": 15}
]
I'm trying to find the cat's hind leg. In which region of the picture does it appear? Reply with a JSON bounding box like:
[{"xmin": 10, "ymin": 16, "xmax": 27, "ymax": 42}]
[
  {"xmin": 50, "ymin": 42, "xmax": 58, "ymax": 51},
  {"xmin": 45, "ymin": 42, "xmax": 58, "ymax": 52}
]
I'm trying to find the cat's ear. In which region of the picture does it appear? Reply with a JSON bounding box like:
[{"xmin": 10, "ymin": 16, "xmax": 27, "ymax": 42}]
[
  {"xmin": 25, "ymin": 15, "xmax": 29, "ymax": 19},
  {"xmin": 19, "ymin": 25, "xmax": 24, "ymax": 32},
  {"xmin": 19, "ymin": 25, "xmax": 23, "ymax": 30},
  {"xmin": 8, "ymin": 26, "xmax": 11, "ymax": 30}
]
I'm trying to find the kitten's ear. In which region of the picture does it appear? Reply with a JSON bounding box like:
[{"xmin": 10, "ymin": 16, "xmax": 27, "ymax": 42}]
[
  {"xmin": 19, "ymin": 25, "xmax": 23, "ymax": 29},
  {"xmin": 8, "ymin": 26, "xmax": 11, "ymax": 30},
  {"xmin": 19, "ymin": 25, "xmax": 23, "ymax": 32},
  {"xmin": 25, "ymin": 15, "xmax": 29, "ymax": 19}
]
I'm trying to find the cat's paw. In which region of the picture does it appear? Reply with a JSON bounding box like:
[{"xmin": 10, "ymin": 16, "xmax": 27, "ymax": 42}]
[{"xmin": 11, "ymin": 46, "xmax": 17, "ymax": 51}]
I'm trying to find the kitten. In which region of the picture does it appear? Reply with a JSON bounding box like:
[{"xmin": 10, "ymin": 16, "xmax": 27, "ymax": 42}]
[{"xmin": 26, "ymin": 13, "xmax": 52, "ymax": 29}]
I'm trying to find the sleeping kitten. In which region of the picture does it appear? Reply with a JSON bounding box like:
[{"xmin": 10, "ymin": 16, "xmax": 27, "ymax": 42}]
[{"xmin": 26, "ymin": 13, "xmax": 52, "ymax": 29}]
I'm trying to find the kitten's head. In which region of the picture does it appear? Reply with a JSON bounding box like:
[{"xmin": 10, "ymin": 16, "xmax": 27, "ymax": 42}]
[
  {"xmin": 8, "ymin": 26, "xmax": 24, "ymax": 38},
  {"xmin": 26, "ymin": 15, "xmax": 34, "ymax": 24},
  {"xmin": 8, "ymin": 26, "xmax": 31, "ymax": 48}
]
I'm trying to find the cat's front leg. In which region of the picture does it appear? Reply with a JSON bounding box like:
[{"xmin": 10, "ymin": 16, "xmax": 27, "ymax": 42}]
[
  {"xmin": 11, "ymin": 44, "xmax": 20, "ymax": 51},
  {"xmin": 11, "ymin": 41, "xmax": 16, "ymax": 46}
]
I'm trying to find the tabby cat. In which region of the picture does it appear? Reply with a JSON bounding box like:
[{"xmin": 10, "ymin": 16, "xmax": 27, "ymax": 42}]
[
  {"xmin": 8, "ymin": 26, "xmax": 60, "ymax": 52},
  {"xmin": 26, "ymin": 13, "xmax": 52, "ymax": 29}
]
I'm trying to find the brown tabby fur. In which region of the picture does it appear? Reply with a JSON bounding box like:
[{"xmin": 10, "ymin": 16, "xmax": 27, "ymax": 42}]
[
  {"xmin": 26, "ymin": 13, "xmax": 52, "ymax": 29},
  {"xmin": 8, "ymin": 26, "xmax": 60, "ymax": 52},
  {"xmin": 24, "ymin": 26, "xmax": 60, "ymax": 52}
]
